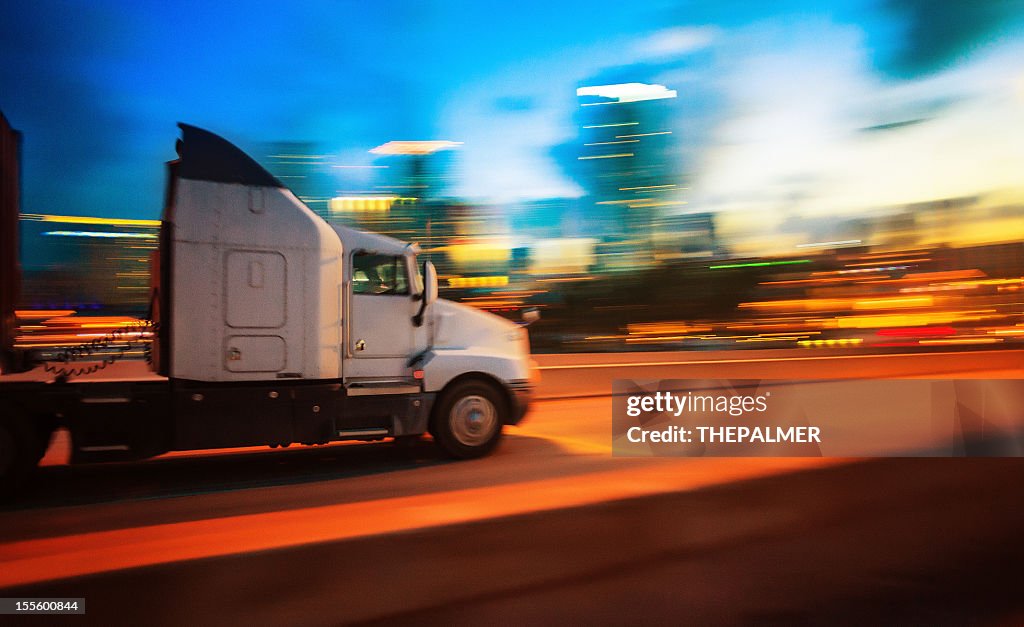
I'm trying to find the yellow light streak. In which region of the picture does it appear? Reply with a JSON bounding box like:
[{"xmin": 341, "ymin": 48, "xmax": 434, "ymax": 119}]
[
  {"xmin": 447, "ymin": 276, "xmax": 510, "ymax": 288},
  {"xmin": 851, "ymin": 296, "xmax": 934, "ymax": 310},
  {"xmin": 798, "ymin": 338, "xmax": 864, "ymax": 347},
  {"xmin": 329, "ymin": 196, "xmax": 397, "ymax": 213},
  {"xmin": 984, "ymin": 325, "xmax": 1024, "ymax": 336},
  {"xmin": 21, "ymin": 214, "xmax": 160, "ymax": 227},
  {"xmin": 628, "ymin": 322, "xmax": 713, "ymax": 335},
  {"xmin": 827, "ymin": 310, "xmax": 1000, "ymax": 329}
]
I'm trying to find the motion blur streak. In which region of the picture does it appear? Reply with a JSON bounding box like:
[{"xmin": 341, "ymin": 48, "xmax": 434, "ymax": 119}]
[
  {"xmin": 0, "ymin": 457, "xmax": 833, "ymax": 588},
  {"xmin": 1, "ymin": 4, "xmax": 1020, "ymax": 355}
]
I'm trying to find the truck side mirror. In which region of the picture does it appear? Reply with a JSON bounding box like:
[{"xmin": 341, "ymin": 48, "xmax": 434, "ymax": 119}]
[
  {"xmin": 423, "ymin": 261, "xmax": 438, "ymax": 306},
  {"xmin": 414, "ymin": 260, "xmax": 438, "ymax": 327}
]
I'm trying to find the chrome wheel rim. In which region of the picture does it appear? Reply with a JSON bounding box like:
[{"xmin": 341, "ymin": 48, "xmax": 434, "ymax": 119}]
[{"xmin": 449, "ymin": 394, "xmax": 498, "ymax": 447}]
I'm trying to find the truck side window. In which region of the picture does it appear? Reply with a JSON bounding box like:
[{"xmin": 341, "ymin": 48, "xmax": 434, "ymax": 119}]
[{"xmin": 352, "ymin": 252, "xmax": 409, "ymax": 295}]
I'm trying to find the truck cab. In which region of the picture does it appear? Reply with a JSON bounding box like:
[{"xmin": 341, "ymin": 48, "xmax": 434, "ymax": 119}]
[{"xmin": 334, "ymin": 223, "xmax": 536, "ymax": 455}]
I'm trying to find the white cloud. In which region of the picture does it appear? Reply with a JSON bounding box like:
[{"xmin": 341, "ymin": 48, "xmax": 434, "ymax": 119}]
[
  {"xmin": 635, "ymin": 27, "xmax": 718, "ymax": 60},
  {"xmin": 692, "ymin": 21, "xmax": 1024, "ymax": 221}
]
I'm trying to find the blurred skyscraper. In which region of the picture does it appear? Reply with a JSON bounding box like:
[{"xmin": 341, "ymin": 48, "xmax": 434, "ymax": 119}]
[
  {"xmin": 573, "ymin": 82, "xmax": 685, "ymax": 269},
  {"xmin": 370, "ymin": 141, "xmax": 459, "ymax": 202}
]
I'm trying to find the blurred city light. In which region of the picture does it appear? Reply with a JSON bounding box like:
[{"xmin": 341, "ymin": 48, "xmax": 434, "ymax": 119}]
[
  {"xmin": 370, "ymin": 141, "xmax": 462, "ymax": 155},
  {"xmin": 42, "ymin": 231, "xmax": 157, "ymax": 239}
]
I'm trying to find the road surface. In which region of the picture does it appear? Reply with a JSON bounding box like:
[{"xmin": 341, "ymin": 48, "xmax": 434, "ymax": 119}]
[{"xmin": 0, "ymin": 349, "xmax": 1021, "ymax": 624}]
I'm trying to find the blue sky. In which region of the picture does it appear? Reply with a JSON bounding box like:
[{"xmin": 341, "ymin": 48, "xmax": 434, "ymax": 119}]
[{"xmin": 2, "ymin": 0, "xmax": 1023, "ymax": 231}]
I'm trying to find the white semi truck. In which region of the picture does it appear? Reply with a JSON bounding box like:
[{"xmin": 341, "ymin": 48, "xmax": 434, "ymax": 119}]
[{"xmin": 0, "ymin": 124, "xmax": 536, "ymax": 496}]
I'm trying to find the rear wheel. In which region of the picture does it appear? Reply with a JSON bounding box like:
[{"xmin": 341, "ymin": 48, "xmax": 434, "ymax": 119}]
[
  {"xmin": 431, "ymin": 379, "xmax": 505, "ymax": 459},
  {"xmin": 0, "ymin": 416, "xmax": 37, "ymax": 499}
]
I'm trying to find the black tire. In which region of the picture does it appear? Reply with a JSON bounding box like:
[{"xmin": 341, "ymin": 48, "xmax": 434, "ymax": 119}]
[
  {"xmin": 430, "ymin": 379, "xmax": 506, "ymax": 459},
  {"xmin": 0, "ymin": 415, "xmax": 37, "ymax": 500}
]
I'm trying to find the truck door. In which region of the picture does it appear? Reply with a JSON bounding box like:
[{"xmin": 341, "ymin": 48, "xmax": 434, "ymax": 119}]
[{"xmin": 346, "ymin": 251, "xmax": 419, "ymax": 379}]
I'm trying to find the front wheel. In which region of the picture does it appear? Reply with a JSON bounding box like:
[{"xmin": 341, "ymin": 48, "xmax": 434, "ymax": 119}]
[{"xmin": 430, "ymin": 380, "xmax": 505, "ymax": 459}]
